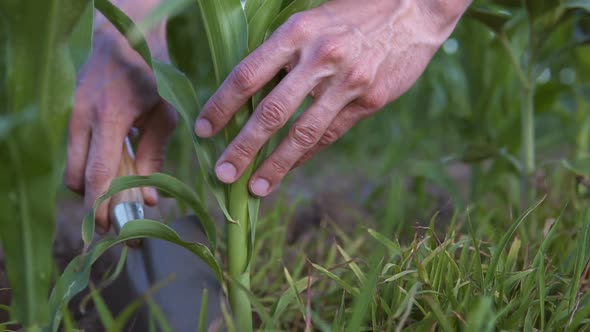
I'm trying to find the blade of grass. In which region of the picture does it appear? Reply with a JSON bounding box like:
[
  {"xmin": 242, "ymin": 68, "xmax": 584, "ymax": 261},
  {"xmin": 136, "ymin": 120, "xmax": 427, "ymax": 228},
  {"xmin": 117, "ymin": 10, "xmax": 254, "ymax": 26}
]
[
  {"xmin": 485, "ymin": 197, "xmax": 545, "ymax": 287},
  {"xmin": 89, "ymin": 284, "xmax": 114, "ymax": 328},
  {"xmin": 198, "ymin": 289, "xmax": 208, "ymax": 332}
]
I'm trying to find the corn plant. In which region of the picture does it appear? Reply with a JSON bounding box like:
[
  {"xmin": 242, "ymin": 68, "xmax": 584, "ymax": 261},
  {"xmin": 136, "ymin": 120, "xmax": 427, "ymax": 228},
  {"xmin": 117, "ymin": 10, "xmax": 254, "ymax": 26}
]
[
  {"xmin": 0, "ymin": 0, "xmax": 93, "ymax": 328},
  {"xmin": 46, "ymin": 0, "xmax": 326, "ymax": 331}
]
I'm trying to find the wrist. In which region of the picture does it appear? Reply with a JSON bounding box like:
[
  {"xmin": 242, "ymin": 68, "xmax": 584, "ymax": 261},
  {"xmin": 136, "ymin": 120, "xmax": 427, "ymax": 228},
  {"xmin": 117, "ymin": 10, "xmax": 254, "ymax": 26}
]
[{"xmin": 417, "ymin": 0, "xmax": 472, "ymax": 39}]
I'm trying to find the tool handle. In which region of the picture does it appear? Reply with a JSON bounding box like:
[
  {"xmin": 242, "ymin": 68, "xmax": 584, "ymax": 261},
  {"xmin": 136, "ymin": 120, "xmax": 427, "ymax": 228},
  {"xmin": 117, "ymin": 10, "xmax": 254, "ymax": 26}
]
[{"xmin": 109, "ymin": 137, "xmax": 144, "ymax": 247}]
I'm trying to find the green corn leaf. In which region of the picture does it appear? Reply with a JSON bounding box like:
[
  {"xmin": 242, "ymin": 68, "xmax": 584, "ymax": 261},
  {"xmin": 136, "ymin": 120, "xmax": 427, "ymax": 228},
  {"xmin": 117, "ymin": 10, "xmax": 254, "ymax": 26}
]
[
  {"xmin": 128, "ymin": 0, "xmax": 194, "ymax": 44},
  {"xmin": 166, "ymin": 3, "xmax": 216, "ymax": 105},
  {"xmin": 266, "ymin": 0, "xmax": 326, "ymax": 36},
  {"xmin": 95, "ymin": 0, "xmax": 152, "ymax": 65},
  {"xmin": 248, "ymin": 0, "xmax": 283, "ymax": 51},
  {"xmin": 152, "ymin": 60, "xmax": 235, "ymax": 223},
  {"xmin": 48, "ymin": 220, "xmax": 222, "ymax": 331},
  {"xmin": 0, "ymin": 0, "xmax": 90, "ymax": 326},
  {"xmin": 81, "ymin": 173, "xmax": 217, "ymax": 250},
  {"xmin": 195, "ymin": 0, "xmax": 247, "ymax": 84},
  {"xmin": 245, "ymin": 0, "xmax": 267, "ymax": 21},
  {"xmin": 68, "ymin": 1, "xmax": 95, "ymax": 73}
]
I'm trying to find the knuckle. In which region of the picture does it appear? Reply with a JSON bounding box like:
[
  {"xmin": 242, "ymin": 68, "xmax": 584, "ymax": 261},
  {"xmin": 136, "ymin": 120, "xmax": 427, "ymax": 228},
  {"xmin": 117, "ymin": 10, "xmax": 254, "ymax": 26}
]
[
  {"xmin": 359, "ymin": 89, "xmax": 388, "ymax": 110},
  {"xmin": 256, "ymin": 98, "xmax": 288, "ymax": 130},
  {"xmin": 290, "ymin": 122, "xmax": 322, "ymax": 149},
  {"xmin": 231, "ymin": 62, "xmax": 258, "ymax": 93},
  {"xmin": 344, "ymin": 67, "xmax": 373, "ymax": 90},
  {"xmin": 269, "ymin": 157, "xmax": 290, "ymax": 175},
  {"xmin": 319, "ymin": 128, "xmax": 340, "ymax": 146},
  {"xmin": 94, "ymin": 107, "xmax": 120, "ymax": 126},
  {"xmin": 316, "ymin": 38, "xmax": 347, "ymax": 64},
  {"xmin": 283, "ymin": 12, "xmax": 312, "ymax": 40},
  {"xmin": 206, "ymin": 97, "xmax": 230, "ymax": 119},
  {"xmin": 84, "ymin": 161, "xmax": 112, "ymax": 187},
  {"xmin": 232, "ymin": 141, "xmax": 255, "ymax": 161}
]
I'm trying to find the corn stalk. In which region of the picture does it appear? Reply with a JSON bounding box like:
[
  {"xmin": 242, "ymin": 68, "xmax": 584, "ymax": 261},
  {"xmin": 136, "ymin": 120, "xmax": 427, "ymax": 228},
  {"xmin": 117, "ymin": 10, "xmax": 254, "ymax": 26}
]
[
  {"xmin": 0, "ymin": 0, "xmax": 92, "ymax": 328},
  {"xmin": 93, "ymin": 0, "xmax": 326, "ymax": 330}
]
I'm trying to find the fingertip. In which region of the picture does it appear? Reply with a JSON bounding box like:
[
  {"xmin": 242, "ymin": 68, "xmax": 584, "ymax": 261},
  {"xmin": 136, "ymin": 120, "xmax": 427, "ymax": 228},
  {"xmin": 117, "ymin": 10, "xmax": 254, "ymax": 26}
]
[
  {"xmin": 142, "ymin": 187, "xmax": 158, "ymax": 206},
  {"xmin": 89, "ymin": 197, "xmax": 110, "ymax": 235},
  {"xmin": 195, "ymin": 118, "xmax": 213, "ymax": 137},
  {"xmin": 250, "ymin": 177, "xmax": 271, "ymax": 197},
  {"xmin": 216, "ymin": 162, "xmax": 238, "ymax": 183}
]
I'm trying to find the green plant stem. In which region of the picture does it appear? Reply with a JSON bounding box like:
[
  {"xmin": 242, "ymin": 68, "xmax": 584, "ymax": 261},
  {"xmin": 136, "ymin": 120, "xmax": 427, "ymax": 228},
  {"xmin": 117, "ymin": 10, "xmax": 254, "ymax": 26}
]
[
  {"xmin": 576, "ymin": 115, "xmax": 590, "ymax": 159},
  {"xmin": 520, "ymin": 84, "xmax": 536, "ymax": 212},
  {"xmin": 227, "ymin": 163, "xmax": 254, "ymax": 331}
]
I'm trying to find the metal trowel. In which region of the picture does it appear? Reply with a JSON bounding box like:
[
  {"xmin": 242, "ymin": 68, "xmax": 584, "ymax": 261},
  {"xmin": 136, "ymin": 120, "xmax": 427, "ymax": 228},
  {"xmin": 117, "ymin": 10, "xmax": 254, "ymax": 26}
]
[{"xmin": 103, "ymin": 138, "xmax": 222, "ymax": 331}]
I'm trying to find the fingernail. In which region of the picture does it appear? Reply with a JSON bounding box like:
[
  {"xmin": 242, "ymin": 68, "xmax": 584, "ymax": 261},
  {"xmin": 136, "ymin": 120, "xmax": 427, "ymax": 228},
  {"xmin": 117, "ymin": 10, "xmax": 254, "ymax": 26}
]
[
  {"xmin": 251, "ymin": 178, "xmax": 270, "ymax": 196},
  {"xmin": 195, "ymin": 119, "xmax": 213, "ymax": 137},
  {"xmin": 216, "ymin": 162, "xmax": 237, "ymax": 183}
]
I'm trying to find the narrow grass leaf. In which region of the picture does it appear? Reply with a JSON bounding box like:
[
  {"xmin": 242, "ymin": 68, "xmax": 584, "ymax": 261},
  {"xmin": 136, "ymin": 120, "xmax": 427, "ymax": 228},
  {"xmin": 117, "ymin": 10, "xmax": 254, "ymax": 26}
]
[
  {"xmin": 198, "ymin": 289, "xmax": 208, "ymax": 332},
  {"xmin": 423, "ymin": 296, "xmax": 454, "ymax": 332},
  {"xmin": 146, "ymin": 296, "xmax": 174, "ymax": 332},
  {"xmin": 368, "ymin": 228, "xmax": 402, "ymax": 255},
  {"xmin": 311, "ymin": 262, "xmax": 359, "ymax": 296},
  {"xmin": 89, "ymin": 284, "xmax": 114, "ymax": 328},
  {"xmin": 283, "ymin": 267, "xmax": 307, "ymax": 322},
  {"xmin": 271, "ymin": 276, "xmax": 313, "ymax": 321},
  {"xmin": 485, "ymin": 197, "xmax": 545, "ymax": 286}
]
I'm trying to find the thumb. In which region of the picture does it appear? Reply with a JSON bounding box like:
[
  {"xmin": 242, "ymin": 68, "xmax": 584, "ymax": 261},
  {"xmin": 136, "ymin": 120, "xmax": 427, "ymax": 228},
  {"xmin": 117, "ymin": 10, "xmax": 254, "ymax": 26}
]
[{"xmin": 134, "ymin": 101, "xmax": 178, "ymax": 206}]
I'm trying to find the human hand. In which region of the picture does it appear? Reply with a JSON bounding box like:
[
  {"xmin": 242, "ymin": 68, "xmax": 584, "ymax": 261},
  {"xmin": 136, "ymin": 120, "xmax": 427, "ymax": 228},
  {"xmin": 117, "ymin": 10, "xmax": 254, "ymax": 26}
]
[
  {"xmin": 64, "ymin": 27, "xmax": 176, "ymax": 233},
  {"xmin": 195, "ymin": 0, "xmax": 471, "ymax": 197}
]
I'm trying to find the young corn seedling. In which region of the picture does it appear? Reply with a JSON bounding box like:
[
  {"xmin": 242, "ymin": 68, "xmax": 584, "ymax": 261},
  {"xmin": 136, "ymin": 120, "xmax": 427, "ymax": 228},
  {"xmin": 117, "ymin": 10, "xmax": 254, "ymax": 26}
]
[
  {"xmin": 164, "ymin": 1, "xmax": 328, "ymax": 328},
  {"xmin": 0, "ymin": 0, "xmax": 93, "ymax": 328},
  {"xmin": 48, "ymin": 0, "xmax": 327, "ymax": 330}
]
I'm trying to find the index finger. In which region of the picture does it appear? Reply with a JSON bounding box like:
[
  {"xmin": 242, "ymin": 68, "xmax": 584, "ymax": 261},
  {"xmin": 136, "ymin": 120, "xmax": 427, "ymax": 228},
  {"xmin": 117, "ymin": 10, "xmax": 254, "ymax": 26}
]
[{"xmin": 194, "ymin": 29, "xmax": 298, "ymax": 138}]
